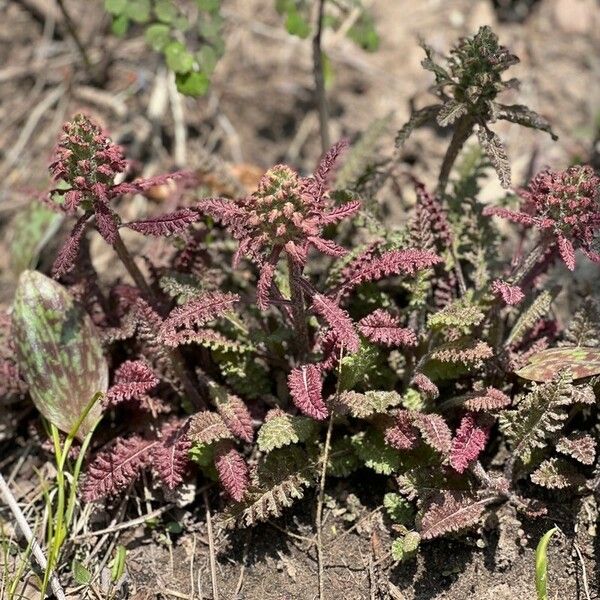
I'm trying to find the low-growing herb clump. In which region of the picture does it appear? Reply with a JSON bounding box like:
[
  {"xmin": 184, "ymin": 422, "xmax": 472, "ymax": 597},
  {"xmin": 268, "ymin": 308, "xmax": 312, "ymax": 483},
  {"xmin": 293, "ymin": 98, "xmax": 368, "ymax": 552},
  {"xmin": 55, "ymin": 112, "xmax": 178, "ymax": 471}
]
[{"xmin": 2, "ymin": 25, "xmax": 600, "ymax": 579}]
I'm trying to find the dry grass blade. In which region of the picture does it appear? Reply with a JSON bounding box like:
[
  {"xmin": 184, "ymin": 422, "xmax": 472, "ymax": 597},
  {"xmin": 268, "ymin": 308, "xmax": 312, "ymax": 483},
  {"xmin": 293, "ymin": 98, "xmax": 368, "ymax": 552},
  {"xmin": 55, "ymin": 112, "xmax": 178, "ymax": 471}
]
[{"xmin": 0, "ymin": 471, "xmax": 66, "ymax": 600}]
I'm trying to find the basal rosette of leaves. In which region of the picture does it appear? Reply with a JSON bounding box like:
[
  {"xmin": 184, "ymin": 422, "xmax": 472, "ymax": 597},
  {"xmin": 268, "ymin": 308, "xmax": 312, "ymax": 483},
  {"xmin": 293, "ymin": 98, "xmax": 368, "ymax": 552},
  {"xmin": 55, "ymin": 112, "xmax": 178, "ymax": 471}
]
[{"xmin": 5, "ymin": 25, "xmax": 600, "ymax": 568}]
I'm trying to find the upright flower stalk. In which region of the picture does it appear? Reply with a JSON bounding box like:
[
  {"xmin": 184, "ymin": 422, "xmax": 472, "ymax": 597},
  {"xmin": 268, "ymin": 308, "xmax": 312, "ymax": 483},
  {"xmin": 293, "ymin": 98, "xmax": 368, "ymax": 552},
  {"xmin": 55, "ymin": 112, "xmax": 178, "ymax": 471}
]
[{"xmin": 46, "ymin": 114, "xmax": 204, "ymax": 408}]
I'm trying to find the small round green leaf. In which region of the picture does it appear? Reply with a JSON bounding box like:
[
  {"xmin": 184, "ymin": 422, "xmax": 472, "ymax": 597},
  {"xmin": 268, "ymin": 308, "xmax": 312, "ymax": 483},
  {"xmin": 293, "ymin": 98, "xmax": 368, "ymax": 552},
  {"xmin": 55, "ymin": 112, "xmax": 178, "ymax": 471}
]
[
  {"xmin": 125, "ymin": 0, "xmax": 151, "ymax": 23},
  {"xmin": 285, "ymin": 10, "xmax": 311, "ymax": 39},
  {"xmin": 104, "ymin": 0, "xmax": 126, "ymax": 15},
  {"xmin": 71, "ymin": 559, "xmax": 92, "ymax": 585},
  {"xmin": 154, "ymin": 0, "xmax": 177, "ymax": 23},
  {"xmin": 111, "ymin": 14, "xmax": 130, "ymax": 37},
  {"xmin": 196, "ymin": 0, "xmax": 220, "ymax": 13},
  {"xmin": 145, "ymin": 23, "xmax": 171, "ymax": 51},
  {"xmin": 196, "ymin": 45, "xmax": 217, "ymax": 74},
  {"xmin": 165, "ymin": 41, "xmax": 195, "ymax": 73},
  {"xmin": 176, "ymin": 71, "xmax": 209, "ymax": 96}
]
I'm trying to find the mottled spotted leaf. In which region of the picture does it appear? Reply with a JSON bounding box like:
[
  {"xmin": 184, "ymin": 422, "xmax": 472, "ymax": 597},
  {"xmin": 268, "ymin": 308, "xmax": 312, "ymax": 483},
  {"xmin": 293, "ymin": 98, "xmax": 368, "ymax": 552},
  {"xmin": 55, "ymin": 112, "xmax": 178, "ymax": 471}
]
[
  {"xmin": 12, "ymin": 271, "xmax": 107, "ymax": 440},
  {"xmin": 9, "ymin": 203, "xmax": 62, "ymax": 276},
  {"xmin": 515, "ymin": 347, "xmax": 600, "ymax": 382}
]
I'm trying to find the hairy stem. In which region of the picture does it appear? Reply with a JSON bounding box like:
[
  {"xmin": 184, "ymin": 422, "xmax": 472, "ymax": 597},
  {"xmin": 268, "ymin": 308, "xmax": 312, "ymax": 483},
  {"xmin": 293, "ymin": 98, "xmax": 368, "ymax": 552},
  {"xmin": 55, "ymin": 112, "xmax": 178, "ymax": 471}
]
[
  {"xmin": 287, "ymin": 257, "xmax": 310, "ymax": 360},
  {"xmin": 312, "ymin": 0, "xmax": 330, "ymax": 154},
  {"xmin": 437, "ymin": 116, "xmax": 473, "ymax": 196},
  {"xmin": 113, "ymin": 232, "xmax": 205, "ymax": 409},
  {"xmin": 0, "ymin": 472, "xmax": 66, "ymax": 600},
  {"xmin": 510, "ymin": 241, "xmax": 547, "ymax": 286}
]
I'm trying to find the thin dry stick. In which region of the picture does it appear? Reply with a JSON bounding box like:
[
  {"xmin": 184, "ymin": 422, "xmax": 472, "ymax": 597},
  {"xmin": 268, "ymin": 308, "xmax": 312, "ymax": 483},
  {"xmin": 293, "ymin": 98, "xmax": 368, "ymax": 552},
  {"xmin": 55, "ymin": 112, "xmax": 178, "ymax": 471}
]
[
  {"xmin": 203, "ymin": 489, "xmax": 219, "ymax": 600},
  {"xmin": 316, "ymin": 348, "xmax": 344, "ymax": 599},
  {"xmin": 72, "ymin": 503, "xmax": 175, "ymax": 540},
  {"xmin": 189, "ymin": 534, "xmax": 197, "ymax": 600},
  {"xmin": 312, "ymin": 0, "xmax": 330, "ymax": 154},
  {"xmin": 0, "ymin": 472, "xmax": 66, "ymax": 600},
  {"xmin": 573, "ymin": 541, "xmax": 592, "ymax": 600},
  {"xmin": 168, "ymin": 74, "xmax": 187, "ymax": 167},
  {"xmin": 316, "ymin": 412, "xmax": 334, "ymax": 599},
  {"xmin": 55, "ymin": 0, "xmax": 93, "ymax": 75}
]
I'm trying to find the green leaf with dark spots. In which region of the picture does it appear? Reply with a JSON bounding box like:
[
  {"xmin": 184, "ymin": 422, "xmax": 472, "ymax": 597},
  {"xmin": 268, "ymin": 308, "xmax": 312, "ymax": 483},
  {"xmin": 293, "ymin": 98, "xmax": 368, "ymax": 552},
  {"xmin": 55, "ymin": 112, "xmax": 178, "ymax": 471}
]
[
  {"xmin": 9, "ymin": 203, "xmax": 62, "ymax": 276},
  {"xmin": 515, "ymin": 347, "xmax": 600, "ymax": 382},
  {"xmin": 12, "ymin": 271, "xmax": 106, "ymax": 440}
]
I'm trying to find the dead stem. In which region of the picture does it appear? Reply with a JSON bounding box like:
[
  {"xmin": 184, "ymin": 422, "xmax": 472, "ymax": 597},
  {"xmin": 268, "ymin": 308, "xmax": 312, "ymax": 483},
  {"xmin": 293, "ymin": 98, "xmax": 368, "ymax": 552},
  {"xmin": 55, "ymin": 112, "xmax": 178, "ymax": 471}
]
[
  {"xmin": 203, "ymin": 489, "xmax": 219, "ymax": 600},
  {"xmin": 316, "ymin": 348, "xmax": 345, "ymax": 599},
  {"xmin": 316, "ymin": 411, "xmax": 335, "ymax": 599},
  {"xmin": 55, "ymin": 0, "xmax": 94, "ymax": 78},
  {"xmin": 312, "ymin": 0, "xmax": 330, "ymax": 154}
]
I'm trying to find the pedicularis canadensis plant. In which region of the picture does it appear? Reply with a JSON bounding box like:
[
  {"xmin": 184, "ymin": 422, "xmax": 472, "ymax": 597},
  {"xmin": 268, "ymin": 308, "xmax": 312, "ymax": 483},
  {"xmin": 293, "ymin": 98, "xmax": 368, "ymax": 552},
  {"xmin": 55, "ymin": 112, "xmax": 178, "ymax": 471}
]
[{"xmin": 4, "ymin": 26, "xmax": 600, "ymax": 563}]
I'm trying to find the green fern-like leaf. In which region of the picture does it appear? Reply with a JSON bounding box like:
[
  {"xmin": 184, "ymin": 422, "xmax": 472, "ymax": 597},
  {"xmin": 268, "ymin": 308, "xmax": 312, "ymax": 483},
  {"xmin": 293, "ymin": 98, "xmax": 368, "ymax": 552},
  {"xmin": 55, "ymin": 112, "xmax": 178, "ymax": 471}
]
[
  {"xmin": 214, "ymin": 349, "xmax": 270, "ymax": 399},
  {"xmin": 257, "ymin": 414, "xmax": 317, "ymax": 452},
  {"xmin": 562, "ymin": 299, "xmax": 600, "ymax": 347},
  {"xmin": 352, "ymin": 429, "xmax": 403, "ymax": 475},
  {"xmin": 506, "ymin": 290, "xmax": 554, "ymax": 347},
  {"xmin": 391, "ymin": 531, "xmax": 421, "ymax": 562},
  {"xmin": 384, "ymin": 492, "xmax": 415, "ymax": 525},
  {"xmin": 221, "ymin": 446, "xmax": 316, "ymax": 527},
  {"xmin": 499, "ymin": 372, "xmax": 573, "ymax": 464},
  {"xmin": 427, "ymin": 292, "xmax": 485, "ymax": 337},
  {"xmin": 159, "ymin": 272, "xmax": 205, "ymax": 303},
  {"xmin": 530, "ymin": 458, "xmax": 585, "ymax": 489},
  {"xmin": 326, "ymin": 436, "xmax": 361, "ymax": 478},
  {"xmin": 336, "ymin": 390, "xmax": 402, "ymax": 418},
  {"xmin": 335, "ymin": 114, "xmax": 392, "ymax": 190},
  {"xmin": 339, "ymin": 340, "xmax": 396, "ymax": 391}
]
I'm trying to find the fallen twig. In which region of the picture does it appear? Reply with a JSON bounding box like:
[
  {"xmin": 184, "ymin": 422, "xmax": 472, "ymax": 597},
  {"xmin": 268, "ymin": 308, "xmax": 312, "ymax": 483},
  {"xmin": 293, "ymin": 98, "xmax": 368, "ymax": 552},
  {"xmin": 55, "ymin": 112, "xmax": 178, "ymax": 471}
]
[{"xmin": 203, "ymin": 489, "xmax": 219, "ymax": 600}]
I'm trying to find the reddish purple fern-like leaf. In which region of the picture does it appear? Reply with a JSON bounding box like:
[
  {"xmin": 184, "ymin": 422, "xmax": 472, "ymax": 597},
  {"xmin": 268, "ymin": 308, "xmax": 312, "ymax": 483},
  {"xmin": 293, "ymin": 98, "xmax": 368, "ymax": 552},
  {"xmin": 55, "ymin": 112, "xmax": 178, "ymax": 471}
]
[
  {"xmin": 153, "ymin": 420, "xmax": 192, "ymax": 489},
  {"xmin": 414, "ymin": 413, "xmax": 452, "ymax": 455},
  {"xmin": 216, "ymin": 393, "xmax": 254, "ymax": 443},
  {"xmin": 104, "ymin": 360, "xmax": 159, "ymax": 407},
  {"xmin": 124, "ymin": 209, "xmax": 198, "ymax": 237},
  {"xmin": 358, "ymin": 310, "xmax": 417, "ymax": 347},
  {"xmin": 214, "ymin": 442, "xmax": 249, "ymax": 502},
  {"xmin": 310, "ymin": 294, "xmax": 360, "ymax": 353},
  {"xmin": 449, "ymin": 413, "xmax": 489, "ymax": 473},
  {"xmin": 491, "ymin": 279, "xmax": 524, "ymax": 306},
  {"xmin": 52, "ymin": 215, "xmax": 88, "ymax": 278},
  {"xmin": 419, "ymin": 491, "xmax": 489, "ymax": 539},
  {"xmin": 82, "ymin": 435, "xmax": 158, "ymax": 501},
  {"xmin": 288, "ymin": 364, "xmax": 328, "ymax": 420},
  {"xmin": 385, "ymin": 411, "xmax": 419, "ymax": 450}
]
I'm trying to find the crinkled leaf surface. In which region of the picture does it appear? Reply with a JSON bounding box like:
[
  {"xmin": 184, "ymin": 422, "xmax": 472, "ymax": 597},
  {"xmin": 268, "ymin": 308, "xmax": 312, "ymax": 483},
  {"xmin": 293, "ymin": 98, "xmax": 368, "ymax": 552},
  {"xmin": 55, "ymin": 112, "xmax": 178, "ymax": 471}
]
[
  {"xmin": 12, "ymin": 271, "xmax": 106, "ymax": 440},
  {"xmin": 515, "ymin": 347, "xmax": 600, "ymax": 382}
]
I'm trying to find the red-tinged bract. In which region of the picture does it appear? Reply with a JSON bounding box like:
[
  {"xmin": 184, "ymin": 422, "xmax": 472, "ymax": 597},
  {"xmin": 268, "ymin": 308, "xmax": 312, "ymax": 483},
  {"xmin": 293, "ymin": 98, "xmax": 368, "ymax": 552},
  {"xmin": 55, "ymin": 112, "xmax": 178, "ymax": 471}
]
[{"xmin": 484, "ymin": 166, "xmax": 600, "ymax": 271}]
